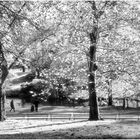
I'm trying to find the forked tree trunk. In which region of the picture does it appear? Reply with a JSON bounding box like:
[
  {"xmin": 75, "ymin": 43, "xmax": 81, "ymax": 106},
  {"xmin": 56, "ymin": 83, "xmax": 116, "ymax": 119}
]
[
  {"xmin": 88, "ymin": 26, "xmax": 99, "ymax": 120},
  {"xmin": 88, "ymin": 0, "xmax": 106, "ymax": 121},
  {"xmin": 0, "ymin": 42, "xmax": 8, "ymax": 121},
  {"xmin": 88, "ymin": 0, "xmax": 117, "ymax": 120}
]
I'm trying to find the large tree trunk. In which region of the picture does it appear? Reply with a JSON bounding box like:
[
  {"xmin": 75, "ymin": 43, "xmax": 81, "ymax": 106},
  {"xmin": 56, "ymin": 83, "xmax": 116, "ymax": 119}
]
[
  {"xmin": 88, "ymin": 26, "xmax": 100, "ymax": 120},
  {"xmin": 87, "ymin": 0, "xmax": 117, "ymax": 120},
  {"xmin": 0, "ymin": 42, "xmax": 8, "ymax": 121},
  {"xmin": 0, "ymin": 90, "xmax": 6, "ymax": 121}
]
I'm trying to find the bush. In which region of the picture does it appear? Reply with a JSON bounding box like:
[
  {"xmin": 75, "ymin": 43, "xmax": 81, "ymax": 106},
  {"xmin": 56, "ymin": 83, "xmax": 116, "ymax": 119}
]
[{"xmin": 19, "ymin": 79, "xmax": 49, "ymax": 103}]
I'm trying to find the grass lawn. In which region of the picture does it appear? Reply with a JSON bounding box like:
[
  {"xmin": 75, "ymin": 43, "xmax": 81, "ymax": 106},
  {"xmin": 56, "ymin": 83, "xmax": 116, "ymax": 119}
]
[{"xmin": 0, "ymin": 120, "xmax": 140, "ymax": 139}]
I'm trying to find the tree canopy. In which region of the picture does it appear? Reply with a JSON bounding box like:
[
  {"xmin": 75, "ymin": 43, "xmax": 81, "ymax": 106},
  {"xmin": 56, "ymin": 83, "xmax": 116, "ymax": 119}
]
[{"xmin": 1, "ymin": 1, "xmax": 140, "ymax": 120}]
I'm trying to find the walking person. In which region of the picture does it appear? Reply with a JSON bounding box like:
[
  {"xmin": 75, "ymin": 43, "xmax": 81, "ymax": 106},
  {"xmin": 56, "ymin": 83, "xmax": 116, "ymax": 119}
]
[
  {"xmin": 10, "ymin": 99, "xmax": 15, "ymax": 112},
  {"xmin": 30, "ymin": 103, "xmax": 35, "ymax": 112}
]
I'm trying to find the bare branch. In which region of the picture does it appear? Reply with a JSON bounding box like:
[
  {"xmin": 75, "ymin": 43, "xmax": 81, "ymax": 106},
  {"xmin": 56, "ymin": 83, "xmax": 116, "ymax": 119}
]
[{"xmin": 9, "ymin": 2, "xmax": 26, "ymax": 28}]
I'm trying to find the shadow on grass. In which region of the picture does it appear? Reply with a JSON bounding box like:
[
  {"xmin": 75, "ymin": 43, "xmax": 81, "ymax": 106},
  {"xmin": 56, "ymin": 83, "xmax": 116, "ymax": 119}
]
[
  {"xmin": 116, "ymin": 120, "xmax": 140, "ymax": 125},
  {"xmin": 0, "ymin": 133, "xmax": 124, "ymax": 139}
]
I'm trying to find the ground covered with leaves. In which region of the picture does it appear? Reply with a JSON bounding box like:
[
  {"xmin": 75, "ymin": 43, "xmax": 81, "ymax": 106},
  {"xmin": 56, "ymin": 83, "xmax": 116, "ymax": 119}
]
[{"xmin": 0, "ymin": 119, "xmax": 140, "ymax": 139}]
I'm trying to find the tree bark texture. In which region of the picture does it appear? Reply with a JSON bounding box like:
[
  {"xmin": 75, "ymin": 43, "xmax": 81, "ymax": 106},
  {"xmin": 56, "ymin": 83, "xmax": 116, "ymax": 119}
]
[
  {"xmin": 88, "ymin": 26, "xmax": 99, "ymax": 120},
  {"xmin": 88, "ymin": 0, "xmax": 117, "ymax": 120},
  {"xmin": 0, "ymin": 42, "xmax": 8, "ymax": 121}
]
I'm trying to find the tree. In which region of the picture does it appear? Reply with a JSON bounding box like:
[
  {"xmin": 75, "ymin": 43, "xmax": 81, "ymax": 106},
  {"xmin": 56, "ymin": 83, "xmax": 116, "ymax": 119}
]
[
  {"xmin": 0, "ymin": 1, "xmax": 27, "ymax": 121},
  {"xmin": 0, "ymin": 42, "xmax": 8, "ymax": 121},
  {"xmin": 39, "ymin": 1, "xmax": 140, "ymax": 119},
  {"xmin": 0, "ymin": 1, "xmax": 61, "ymax": 121},
  {"xmin": 28, "ymin": 46, "xmax": 53, "ymax": 78},
  {"xmin": 1, "ymin": 0, "xmax": 140, "ymax": 121},
  {"xmin": 46, "ymin": 1, "xmax": 125, "ymax": 120},
  {"xmin": 87, "ymin": 1, "xmax": 118, "ymax": 120}
]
